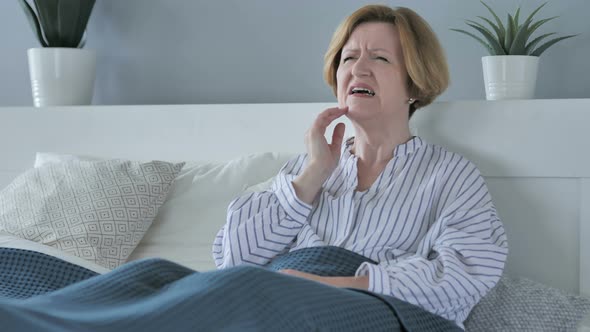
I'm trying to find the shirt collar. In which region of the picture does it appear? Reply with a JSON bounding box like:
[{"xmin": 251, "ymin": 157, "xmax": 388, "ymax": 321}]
[
  {"xmin": 392, "ymin": 136, "xmax": 424, "ymax": 157},
  {"xmin": 342, "ymin": 136, "xmax": 424, "ymax": 159}
]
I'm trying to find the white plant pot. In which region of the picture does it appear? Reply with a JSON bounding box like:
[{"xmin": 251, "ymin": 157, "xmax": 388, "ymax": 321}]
[
  {"xmin": 27, "ymin": 48, "xmax": 97, "ymax": 107},
  {"xmin": 482, "ymin": 55, "xmax": 539, "ymax": 101}
]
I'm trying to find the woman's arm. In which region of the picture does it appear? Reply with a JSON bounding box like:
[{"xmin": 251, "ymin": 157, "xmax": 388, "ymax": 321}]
[
  {"xmin": 212, "ymin": 154, "xmax": 313, "ymax": 269},
  {"xmin": 212, "ymin": 107, "xmax": 348, "ymax": 269},
  {"xmin": 355, "ymin": 165, "xmax": 508, "ymax": 324}
]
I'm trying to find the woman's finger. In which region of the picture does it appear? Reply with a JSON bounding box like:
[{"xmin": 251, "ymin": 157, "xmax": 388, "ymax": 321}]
[
  {"xmin": 331, "ymin": 122, "xmax": 346, "ymax": 150},
  {"xmin": 312, "ymin": 107, "xmax": 347, "ymax": 132},
  {"xmin": 319, "ymin": 107, "xmax": 348, "ymax": 122}
]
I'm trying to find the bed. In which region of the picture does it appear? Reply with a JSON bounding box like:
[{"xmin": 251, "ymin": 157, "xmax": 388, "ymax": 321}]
[{"xmin": 0, "ymin": 99, "xmax": 589, "ymax": 331}]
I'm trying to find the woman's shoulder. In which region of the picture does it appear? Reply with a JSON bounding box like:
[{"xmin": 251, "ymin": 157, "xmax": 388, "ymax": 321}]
[{"xmin": 419, "ymin": 138, "xmax": 483, "ymax": 175}]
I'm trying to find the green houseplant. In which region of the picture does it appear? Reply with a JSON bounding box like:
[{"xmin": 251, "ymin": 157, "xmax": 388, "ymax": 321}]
[
  {"xmin": 19, "ymin": 0, "xmax": 95, "ymax": 48},
  {"xmin": 18, "ymin": 0, "xmax": 97, "ymax": 107},
  {"xmin": 451, "ymin": 1, "xmax": 578, "ymax": 100}
]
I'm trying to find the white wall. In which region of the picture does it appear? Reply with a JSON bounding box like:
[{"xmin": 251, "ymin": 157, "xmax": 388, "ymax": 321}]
[{"xmin": 1, "ymin": 0, "xmax": 588, "ymax": 106}]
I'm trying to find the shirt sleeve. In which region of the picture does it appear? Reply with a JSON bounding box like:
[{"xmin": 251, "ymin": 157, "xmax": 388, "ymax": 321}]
[
  {"xmin": 355, "ymin": 162, "xmax": 508, "ymax": 324},
  {"xmin": 212, "ymin": 153, "xmax": 314, "ymax": 269}
]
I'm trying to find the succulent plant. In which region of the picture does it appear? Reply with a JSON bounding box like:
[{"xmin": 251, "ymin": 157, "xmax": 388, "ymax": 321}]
[
  {"xmin": 18, "ymin": 0, "xmax": 96, "ymax": 48},
  {"xmin": 451, "ymin": 1, "xmax": 577, "ymax": 56}
]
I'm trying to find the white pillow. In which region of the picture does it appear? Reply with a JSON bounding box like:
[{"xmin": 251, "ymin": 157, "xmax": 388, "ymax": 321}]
[
  {"xmin": 0, "ymin": 159, "xmax": 184, "ymax": 269},
  {"xmin": 243, "ymin": 176, "xmax": 276, "ymax": 193},
  {"xmin": 35, "ymin": 152, "xmax": 295, "ymax": 271},
  {"xmin": 34, "ymin": 152, "xmax": 102, "ymax": 167}
]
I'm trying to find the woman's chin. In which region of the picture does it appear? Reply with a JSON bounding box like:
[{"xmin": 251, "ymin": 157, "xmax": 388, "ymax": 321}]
[
  {"xmin": 345, "ymin": 108, "xmax": 376, "ymax": 122},
  {"xmin": 346, "ymin": 98, "xmax": 378, "ymax": 110},
  {"xmin": 346, "ymin": 102, "xmax": 378, "ymax": 117}
]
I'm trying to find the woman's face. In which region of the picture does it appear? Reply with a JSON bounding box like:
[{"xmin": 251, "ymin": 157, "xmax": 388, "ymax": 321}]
[{"xmin": 336, "ymin": 22, "xmax": 410, "ymax": 121}]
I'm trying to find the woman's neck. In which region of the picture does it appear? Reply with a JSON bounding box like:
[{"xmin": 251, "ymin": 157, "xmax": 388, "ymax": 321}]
[{"xmin": 350, "ymin": 124, "xmax": 412, "ymax": 165}]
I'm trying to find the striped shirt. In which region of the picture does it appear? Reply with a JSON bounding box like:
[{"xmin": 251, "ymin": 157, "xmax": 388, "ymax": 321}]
[{"xmin": 212, "ymin": 136, "xmax": 508, "ymax": 327}]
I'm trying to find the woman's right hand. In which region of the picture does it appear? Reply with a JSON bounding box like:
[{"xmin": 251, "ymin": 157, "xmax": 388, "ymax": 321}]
[
  {"xmin": 305, "ymin": 107, "xmax": 348, "ymax": 177},
  {"xmin": 292, "ymin": 107, "xmax": 348, "ymax": 205}
]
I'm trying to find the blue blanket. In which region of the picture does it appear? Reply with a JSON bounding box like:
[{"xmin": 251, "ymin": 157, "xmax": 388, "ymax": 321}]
[{"xmin": 0, "ymin": 246, "xmax": 460, "ymax": 332}]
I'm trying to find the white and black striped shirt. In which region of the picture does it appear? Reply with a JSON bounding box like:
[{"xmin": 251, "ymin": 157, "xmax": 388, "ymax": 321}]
[{"xmin": 212, "ymin": 136, "xmax": 508, "ymax": 326}]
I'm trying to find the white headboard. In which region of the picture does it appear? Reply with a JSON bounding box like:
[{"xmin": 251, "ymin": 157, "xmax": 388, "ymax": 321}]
[{"xmin": 0, "ymin": 99, "xmax": 588, "ymax": 298}]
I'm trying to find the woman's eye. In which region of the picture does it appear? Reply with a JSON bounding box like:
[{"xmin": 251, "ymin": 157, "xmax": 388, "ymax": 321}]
[
  {"xmin": 343, "ymin": 56, "xmax": 354, "ymax": 63},
  {"xmin": 376, "ymin": 56, "xmax": 389, "ymax": 62}
]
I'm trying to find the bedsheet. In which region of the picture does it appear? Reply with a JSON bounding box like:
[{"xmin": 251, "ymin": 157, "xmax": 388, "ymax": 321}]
[{"xmin": 0, "ymin": 246, "xmax": 460, "ymax": 332}]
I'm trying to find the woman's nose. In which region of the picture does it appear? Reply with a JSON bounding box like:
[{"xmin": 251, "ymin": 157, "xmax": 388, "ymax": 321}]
[{"xmin": 351, "ymin": 57, "xmax": 371, "ymax": 77}]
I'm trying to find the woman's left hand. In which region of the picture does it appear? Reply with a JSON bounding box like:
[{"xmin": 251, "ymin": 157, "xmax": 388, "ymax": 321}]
[
  {"xmin": 279, "ymin": 269, "xmax": 324, "ymax": 282},
  {"xmin": 278, "ymin": 269, "xmax": 369, "ymax": 290}
]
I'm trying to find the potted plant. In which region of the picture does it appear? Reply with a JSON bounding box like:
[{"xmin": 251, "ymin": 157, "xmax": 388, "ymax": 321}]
[
  {"xmin": 19, "ymin": 0, "xmax": 96, "ymax": 107},
  {"xmin": 451, "ymin": 1, "xmax": 577, "ymax": 100}
]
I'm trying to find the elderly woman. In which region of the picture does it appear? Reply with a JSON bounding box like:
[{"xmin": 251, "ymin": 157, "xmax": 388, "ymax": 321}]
[{"xmin": 213, "ymin": 4, "xmax": 507, "ymax": 328}]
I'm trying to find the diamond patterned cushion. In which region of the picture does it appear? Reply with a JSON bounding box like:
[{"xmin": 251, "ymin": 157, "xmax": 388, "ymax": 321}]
[{"xmin": 0, "ymin": 160, "xmax": 184, "ymax": 269}]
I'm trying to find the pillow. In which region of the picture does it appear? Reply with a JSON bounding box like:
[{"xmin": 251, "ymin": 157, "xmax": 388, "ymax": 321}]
[
  {"xmin": 35, "ymin": 152, "xmax": 296, "ymax": 271},
  {"xmin": 0, "ymin": 159, "xmax": 184, "ymax": 269},
  {"xmin": 464, "ymin": 275, "xmax": 590, "ymax": 332},
  {"xmin": 0, "ymin": 231, "xmax": 109, "ymax": 274},
  {"xmin": 34, "ymin": 152, "xmax": 102, "ymax": 167},
  {"xmin": 582, "ymin": 314, "xmax": 590, "ymax": 332},
  {"xmin": 243, "ymin": 175, "xmax": 276, "ymax": 193}
]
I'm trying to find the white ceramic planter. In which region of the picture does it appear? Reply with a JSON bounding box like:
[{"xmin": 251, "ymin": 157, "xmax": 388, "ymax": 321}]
[
  {"xmin": 482, "ymin": 55, "xmax": 539, "ymax": 101},
  {"xmin": 27, "ymin": 48, "xmax": 97, "ymax": 107}
]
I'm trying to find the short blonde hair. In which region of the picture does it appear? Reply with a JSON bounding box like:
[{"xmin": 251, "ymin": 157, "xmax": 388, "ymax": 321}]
[{"xmin": 323, "ymin": 5, "xmax": 449, "ymax": 117}]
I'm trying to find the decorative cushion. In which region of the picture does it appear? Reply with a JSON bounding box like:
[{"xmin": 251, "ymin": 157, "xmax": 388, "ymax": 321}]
[
  {"xmin": 464, "ymin": 275, "xmax": 590, "ymax": 331},
  {"xmin": 0, "ymin": 231, "xmax": 109, "ymax": 274},
  {"xmin": 0, "ymin": 159, "xmax": 184, "ymax": 269},
  {"xmin": 34, "ymin": 152, "xmax": 295, "ymax": 271}
]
